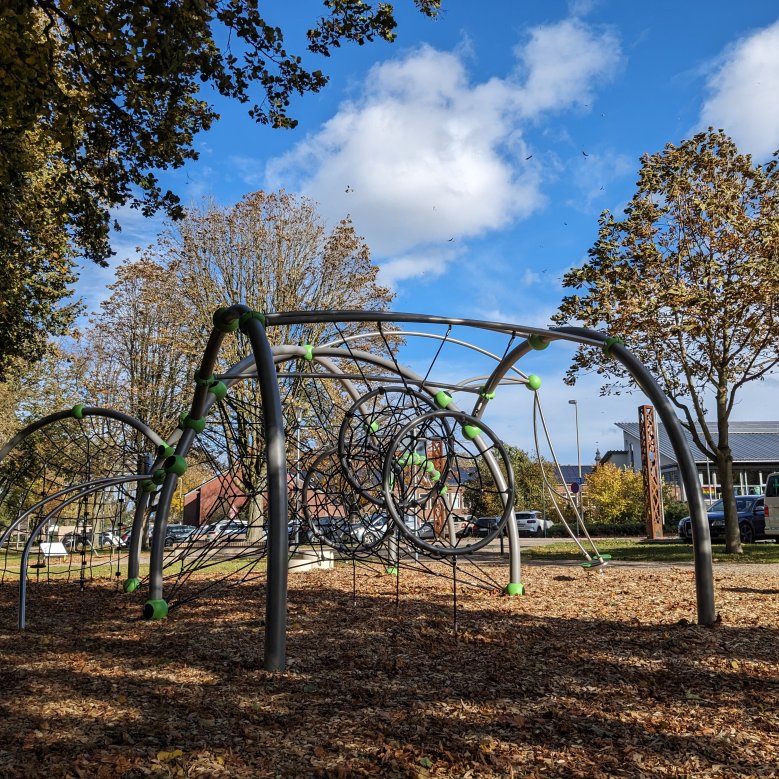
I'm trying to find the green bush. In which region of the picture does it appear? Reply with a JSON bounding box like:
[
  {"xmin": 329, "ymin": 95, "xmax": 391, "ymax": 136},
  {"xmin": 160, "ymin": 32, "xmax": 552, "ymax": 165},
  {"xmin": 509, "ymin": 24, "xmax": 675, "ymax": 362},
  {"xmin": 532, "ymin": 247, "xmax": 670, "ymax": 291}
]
[{"xmin": 545, "ymin": 520, "xmax": 678, "ymax": 538}]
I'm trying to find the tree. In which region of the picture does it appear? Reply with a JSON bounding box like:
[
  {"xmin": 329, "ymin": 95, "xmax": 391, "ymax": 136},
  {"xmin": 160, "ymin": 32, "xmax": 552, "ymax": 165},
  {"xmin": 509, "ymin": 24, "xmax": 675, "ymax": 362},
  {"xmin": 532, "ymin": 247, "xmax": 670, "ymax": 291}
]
[
  {"xmin": 152, "ymin": 189, "xmax": 395, "ymax": 538},
  {"xmin": 555, "ymin": 129, "xmax": 779, "ymax": 553},
  {"xmin": 77, "ymin": 258, "xmax": 196, "ymax": 437},
  {"xmin": 0, "ymin": 0, "xmax": 440, "ymax": 376},
  {"xmin": 585, "ymin": 463, "xmax": 644, "ymax": 524},
  {"xmin": 466, "ymin": 444, "xmax": 556, "ymax": 518}
]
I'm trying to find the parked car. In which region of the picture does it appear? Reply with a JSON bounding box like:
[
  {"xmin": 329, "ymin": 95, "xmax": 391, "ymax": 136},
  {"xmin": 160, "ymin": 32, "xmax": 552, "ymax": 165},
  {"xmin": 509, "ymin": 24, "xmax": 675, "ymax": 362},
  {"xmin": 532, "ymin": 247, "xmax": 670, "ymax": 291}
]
[
  {"xmin": 514, "ymin": 510, "xmax": 554, "ymax": 536},
  {"xmin": 678, "ymin": 495, "xmax": 765, "ymax": 543},
  {"xmin": 765, "ymin": 472, "xmax": 779, "ymax": 538},
  {"xmin": 208, "ymin": 520, "xmax": 249, "ymax": 541},
  {"xmin": 163, "ymin": 524, "xmax": 197, "ymax": 547},
  {"xmin": 457, "ymin": 516, "xmax": 501, "ymax": 537}
]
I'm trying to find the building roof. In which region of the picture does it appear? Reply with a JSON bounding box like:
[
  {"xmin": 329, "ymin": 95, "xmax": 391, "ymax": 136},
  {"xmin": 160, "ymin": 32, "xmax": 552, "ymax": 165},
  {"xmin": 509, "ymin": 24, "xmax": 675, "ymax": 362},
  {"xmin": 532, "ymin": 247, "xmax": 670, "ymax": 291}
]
[
  {"xmin": 615, "ymin": 421, "xmax": 779, "ymax": 465},
  {"xmin": 556, "ymin": 464, "xmax": 594, "ymax": 485}
]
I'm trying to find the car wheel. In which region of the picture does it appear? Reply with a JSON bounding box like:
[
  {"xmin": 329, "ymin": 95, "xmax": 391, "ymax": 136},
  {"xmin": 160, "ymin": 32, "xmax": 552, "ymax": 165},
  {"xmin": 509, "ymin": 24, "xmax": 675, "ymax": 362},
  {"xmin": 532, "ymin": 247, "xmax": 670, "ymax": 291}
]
[{"xmin": 739, "ymin": 522, "xmax": 755, "ymax": 544}]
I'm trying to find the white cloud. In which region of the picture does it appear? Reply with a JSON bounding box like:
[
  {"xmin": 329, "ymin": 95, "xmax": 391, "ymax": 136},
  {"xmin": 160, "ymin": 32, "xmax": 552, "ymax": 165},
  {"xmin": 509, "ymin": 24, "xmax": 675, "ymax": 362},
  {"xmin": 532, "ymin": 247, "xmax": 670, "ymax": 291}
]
[
  {"xmin": 700, "ymin": 20, "xmax": 779, "ymax": 160},
  {"xmin": 265, "ymin": 18, "xmax": 622, "ymax": 273},
  {"xmin": 513, "ymin": 19, "xmax": 622, "ymax": 118},
  {"xmin": 378, "ymin": 246, "xmax": 458, "ymax": 288}
]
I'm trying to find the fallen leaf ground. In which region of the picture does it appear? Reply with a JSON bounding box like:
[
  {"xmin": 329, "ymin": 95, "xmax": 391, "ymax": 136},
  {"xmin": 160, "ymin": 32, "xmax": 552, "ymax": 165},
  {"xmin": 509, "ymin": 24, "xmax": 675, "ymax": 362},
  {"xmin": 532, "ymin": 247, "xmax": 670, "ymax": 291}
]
[{"xmin": 1, "ymin": 562, "xmax": 778, "ymax": 778}]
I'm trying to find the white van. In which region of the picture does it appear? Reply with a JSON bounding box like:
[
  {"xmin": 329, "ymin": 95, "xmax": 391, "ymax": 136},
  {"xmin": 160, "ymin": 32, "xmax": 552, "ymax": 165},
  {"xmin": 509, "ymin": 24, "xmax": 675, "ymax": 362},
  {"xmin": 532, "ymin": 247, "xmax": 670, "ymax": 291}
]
[{"xmin": 764, "ymin": 473, "xmax": 779, "ymax": 537}]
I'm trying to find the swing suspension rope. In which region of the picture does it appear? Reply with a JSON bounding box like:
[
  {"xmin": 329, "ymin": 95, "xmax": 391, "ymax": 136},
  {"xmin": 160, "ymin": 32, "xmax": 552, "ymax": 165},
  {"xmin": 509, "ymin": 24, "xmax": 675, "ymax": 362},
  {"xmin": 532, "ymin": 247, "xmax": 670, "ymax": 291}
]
[{"xmin": 532, "ymin": 393, "xmax": 611, "ymax": 567}]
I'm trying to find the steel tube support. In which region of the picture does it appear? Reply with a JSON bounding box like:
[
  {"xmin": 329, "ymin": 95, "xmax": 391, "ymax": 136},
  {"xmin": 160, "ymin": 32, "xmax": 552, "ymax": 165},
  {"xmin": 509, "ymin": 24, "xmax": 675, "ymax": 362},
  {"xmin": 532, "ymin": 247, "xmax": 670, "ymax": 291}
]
[
  {"xmin": 555, "ymin": 327, "xmax": 716, "ymax": 625},
  {"xmin": 240, "ymin": 316, "xmax": 289, "ymax": 672}
]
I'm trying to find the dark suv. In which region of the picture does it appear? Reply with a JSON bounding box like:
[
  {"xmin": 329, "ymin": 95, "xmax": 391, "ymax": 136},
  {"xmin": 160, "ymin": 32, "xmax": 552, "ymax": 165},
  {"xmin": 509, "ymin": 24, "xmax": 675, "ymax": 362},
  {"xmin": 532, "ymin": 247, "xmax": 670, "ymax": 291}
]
[{"xmin": 678, "ymin": 495, "xmax": 765, "ymax": 543}]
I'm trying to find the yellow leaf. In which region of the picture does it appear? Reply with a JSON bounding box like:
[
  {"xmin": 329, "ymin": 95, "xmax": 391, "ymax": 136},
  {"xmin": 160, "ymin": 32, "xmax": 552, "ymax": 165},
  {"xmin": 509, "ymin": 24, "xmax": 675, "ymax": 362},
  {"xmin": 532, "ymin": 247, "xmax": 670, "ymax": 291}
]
[{"xmin": 157, "ymin": 749, "xmax": 183, "ymax": 762}]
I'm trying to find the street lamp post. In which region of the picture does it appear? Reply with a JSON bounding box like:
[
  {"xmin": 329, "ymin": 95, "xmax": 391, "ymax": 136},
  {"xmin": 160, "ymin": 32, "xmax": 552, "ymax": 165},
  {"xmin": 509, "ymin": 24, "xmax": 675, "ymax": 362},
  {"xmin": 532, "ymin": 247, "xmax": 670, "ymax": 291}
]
[{"xmin": 569, "ymin": 399, "xmax": 582, "ymax": 536}]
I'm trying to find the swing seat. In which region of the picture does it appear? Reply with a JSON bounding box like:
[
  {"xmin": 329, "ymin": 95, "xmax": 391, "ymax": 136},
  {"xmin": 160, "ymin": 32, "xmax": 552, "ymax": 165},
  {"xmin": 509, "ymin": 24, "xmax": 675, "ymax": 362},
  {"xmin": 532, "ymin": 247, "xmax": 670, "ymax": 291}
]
[{"xmin": 580, "ymin": 556, "xmax": 610, "ymax": 569}]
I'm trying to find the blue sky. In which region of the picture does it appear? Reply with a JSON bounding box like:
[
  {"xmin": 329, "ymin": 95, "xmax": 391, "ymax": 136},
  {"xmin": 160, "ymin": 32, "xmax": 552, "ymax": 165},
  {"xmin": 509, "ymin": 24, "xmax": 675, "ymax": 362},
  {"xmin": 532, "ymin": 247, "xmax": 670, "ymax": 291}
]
[{"xmin": 83, "ymin": 0, "xmax": 779, "ymax": 465}]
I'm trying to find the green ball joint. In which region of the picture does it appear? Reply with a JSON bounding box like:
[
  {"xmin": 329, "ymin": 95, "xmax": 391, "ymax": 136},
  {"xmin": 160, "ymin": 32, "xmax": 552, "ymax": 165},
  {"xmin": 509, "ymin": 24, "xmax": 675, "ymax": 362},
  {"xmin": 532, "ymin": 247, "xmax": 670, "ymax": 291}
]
[
  {"xmin": 526, "ymin": 374, "xmax": 542, "ymax": 392},
  {"xmin": 505, "ymin": 582, "xmax": 525, "ymax": 596},
  {"xmin": 462, "ymin": 424, "xmax": 481, "ymax": 440},
  {"xmin": 212, "ymin": 307, "xmax": 240, "ymax": 333},
  {"xmin": 194, "ymin": 371, "xmax": 228, "ymax": 400},
  {"xmin": 302, "ymin": 344, "xmax": 314, "ymax": 361},
  {"xmin": 434, "ymin": 391, "xmax": 453, "ymax": 409},
  {"xmin": 124, "ymin": 577, "xmax": 141, "ymax": 594},
  {"xmin": 179, "ymin": 412, "xmax": 206, "ymax": 433},
  {"xmin": 143, "ymin": 599, "xmax": 169, "ymax": 620},
  {"xmin": 157, "ymin": 443, "xmax": 175, "ymax": 459},
  {"xmin": 602, "ymin": 336, "xmax": 625, "ymax": 357},
  {"xmin": 71, "ymin": 404, "xmax": 86, "ymax": 419},
  {"xmin": 164, "ymin": 455, "xmax": 188, "ymax": 477},
  {"xmin": 238, "ymin": 310, "xmax": 266, "ymax": 332},
  {"xmin": 528, "ymin": 334, "xmax": 550, "ymax": 351}
]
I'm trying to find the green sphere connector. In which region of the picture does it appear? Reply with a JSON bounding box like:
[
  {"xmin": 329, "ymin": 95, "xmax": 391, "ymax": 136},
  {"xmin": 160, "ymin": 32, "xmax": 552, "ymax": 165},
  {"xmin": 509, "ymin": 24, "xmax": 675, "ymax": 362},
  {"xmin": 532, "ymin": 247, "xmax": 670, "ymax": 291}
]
[
  {"xmin": 209, "ymin": 380, "xmax": 228, "ymax": 401},
  {"xmin": 411, "ymin": 452, "xmax": 426, "ymax": 466},
  {"xmin": 430, "ymin": 469, "xmax": 441, "ymax": 483},
  {"xmin": 505, "ymin": 582, "xmax": 525, "ymax": 596},
  {"xmin": 526, "ymin": 374, "xmax": 542, "ymax": 391},
  {"xmin": 425, "ymin": 459, "xmax": 436, "ymax": 473},
  {"xmin": 528, "ymin": 334, "xmax": 550, "ymax": 351},
  {"xmin": 179, "ymin": 413, "xmax": 206, "ymax": 433},
  {"xmin": 434, "ymin": 391, "xmax": 453, "ymax": 409},
  {"xmin": 157, "ymin": 443, "xmax": 175, "ymax": 459},
  {"xmin": 462, "ymin": 424, "xmax": 481, "ymax": 440},
  {"xmin": 141, "ymin": 480, "xmax": 158, "ymax": 493},
  {"xmin": 365, "ymin": 420, "xmax": 380, "ymax": 434},
  {"xmin": 213, "ymin": 307, "xmax": 240, "ymax": 333},
  {"xmin": 302, "ymin": 344, "xmax": 314, "ymax": 361},
  {"xmin": 164, "ymin": 455, "xmax": 188, "ymax": 477},
  {"xmin": 71, "ymin": 404, "xmax": 85, "ymax": 420},
  {"xmin": 238, "ymin": 310, "xmax": 266, "ymax": 331},
  {"xmin": 438, "ymin": 485, "xmax": 448, "ymax": 496},
  {"xmin": 602, "ymin": 336, "xmax": 625, "ymax": 356},
  {"xmin": 151, "ymin": 469, "xmax": 167, "ymax": 486},
  {"xmin": 194, "ymin": 370, "xmax": 215, "ymax": 387},
  {"xmin": 143, "ymin": 599, "xmax": 169, "ymax": 620},
  {"xmin": 479, "ymin": 386, "xmax": 496, "ymax": 400},
  {"xmin": 386, "ymin": 566, "xmax": 399, "ymax": 576},
  {"xmin": 124, "ymin": 577, "xmax": 141, "ymax": 594}
]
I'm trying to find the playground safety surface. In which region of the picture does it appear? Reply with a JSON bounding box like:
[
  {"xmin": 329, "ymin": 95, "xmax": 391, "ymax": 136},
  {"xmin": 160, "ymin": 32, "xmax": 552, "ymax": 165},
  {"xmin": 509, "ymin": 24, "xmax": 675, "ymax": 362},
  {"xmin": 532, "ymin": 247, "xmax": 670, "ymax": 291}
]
[{"xmin": 1, "ymin": 563, "xmax": 777, "ymax": 778}]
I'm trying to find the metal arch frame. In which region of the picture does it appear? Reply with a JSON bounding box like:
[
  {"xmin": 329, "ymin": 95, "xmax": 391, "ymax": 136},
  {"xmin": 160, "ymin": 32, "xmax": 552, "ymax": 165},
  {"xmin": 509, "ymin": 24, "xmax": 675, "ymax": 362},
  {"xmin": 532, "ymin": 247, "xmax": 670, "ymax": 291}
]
[
  {"xmin": 0, "ymin": 406, "xmax": 167, "ymax": 593},
  {"xmin": 205, "ymin": 314, "xmax": 713, "ymax": 628},
  {"xmin": 0, "ymin": 406, "xmax": 166, "ymax": 463},
  {"xmin": 16, "ymin": 474, "xmax": 147, "ymax": 629},
  {"xmin": 0, "ymin": 307, "xmax": 714, "ymax": 672},
  {"xmin": 218, "ymin": 341, "xmax": 523, "ymax": 584}
]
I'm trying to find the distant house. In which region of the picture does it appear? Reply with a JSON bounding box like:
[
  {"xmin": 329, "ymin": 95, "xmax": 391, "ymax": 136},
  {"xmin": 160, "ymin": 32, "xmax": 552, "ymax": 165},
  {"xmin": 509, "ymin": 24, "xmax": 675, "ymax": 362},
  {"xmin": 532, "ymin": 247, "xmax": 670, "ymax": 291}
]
[{"xmin": 615, "ymin": 420, "xmax": 779, "ymax": 500}]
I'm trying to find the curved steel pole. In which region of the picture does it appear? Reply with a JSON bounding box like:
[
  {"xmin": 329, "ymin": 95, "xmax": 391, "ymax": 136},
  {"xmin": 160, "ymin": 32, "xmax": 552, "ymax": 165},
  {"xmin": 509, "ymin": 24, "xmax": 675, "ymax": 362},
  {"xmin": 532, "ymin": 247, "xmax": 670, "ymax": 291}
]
[
  {"xmin": 18, "ymin": 474, "xmax": 146, "ymax": 629},
  {"xmin": 555, "ymin": 326, "xmax": 715, "ymax": 625},
  {"xmin": 239, "ymin": 316, "xmax": 289, "ymax": 672}
]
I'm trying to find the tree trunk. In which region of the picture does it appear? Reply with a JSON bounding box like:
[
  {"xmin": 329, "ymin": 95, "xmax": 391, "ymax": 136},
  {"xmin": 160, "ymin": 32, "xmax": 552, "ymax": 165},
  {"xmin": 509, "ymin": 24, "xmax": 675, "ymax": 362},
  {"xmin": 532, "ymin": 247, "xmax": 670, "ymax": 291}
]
[
  {"xmin": 716, "ymin": 395, "xmax": 741, "ymax": 554},
  {"xmin": 246, "ymin": 493, "xmax": 267, "ymax": 544}
]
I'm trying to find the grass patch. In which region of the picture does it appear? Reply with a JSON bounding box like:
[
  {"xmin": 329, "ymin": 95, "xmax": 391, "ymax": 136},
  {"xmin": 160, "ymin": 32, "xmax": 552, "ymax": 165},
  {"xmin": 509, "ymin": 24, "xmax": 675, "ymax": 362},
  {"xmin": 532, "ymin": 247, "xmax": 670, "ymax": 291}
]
[{"xmin": 522, "ymin": 537, "xmax": 779, "ymax": 564}]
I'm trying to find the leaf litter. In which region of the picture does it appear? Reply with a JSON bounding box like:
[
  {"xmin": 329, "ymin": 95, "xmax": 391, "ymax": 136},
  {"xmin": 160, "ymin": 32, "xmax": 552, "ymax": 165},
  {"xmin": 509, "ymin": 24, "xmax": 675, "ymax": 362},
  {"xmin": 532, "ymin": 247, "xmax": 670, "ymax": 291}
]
[{"xmin": 0, "ymin": 563, "xmax": 777, "ymax": 777}]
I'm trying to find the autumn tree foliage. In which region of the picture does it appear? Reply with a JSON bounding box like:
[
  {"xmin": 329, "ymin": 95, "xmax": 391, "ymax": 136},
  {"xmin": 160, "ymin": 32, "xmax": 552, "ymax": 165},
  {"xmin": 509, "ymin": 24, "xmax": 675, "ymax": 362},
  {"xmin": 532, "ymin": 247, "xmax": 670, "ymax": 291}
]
[
  {"xmin": 141, "ymin": 190, "xmax": 394, "ymax": 534},
  {"xmin": 0, "ymin": 0, "xmax": 439, "ymax": 378},
  {"xmin": 555, "ymin": 129, "xmax": 779, "ymax": 553},
  {"xmin": 467, "ymin": 445, "xmax": 555, "ymax": 518},
  {"xmin": 77, "ymin": 259, "xmax": 196, "ymax": 437},
  {"xmin": 585, "ymin": 463, "xmax": 644, "ymax": 524}
]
